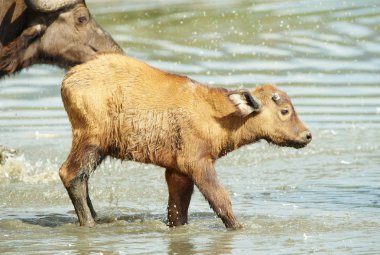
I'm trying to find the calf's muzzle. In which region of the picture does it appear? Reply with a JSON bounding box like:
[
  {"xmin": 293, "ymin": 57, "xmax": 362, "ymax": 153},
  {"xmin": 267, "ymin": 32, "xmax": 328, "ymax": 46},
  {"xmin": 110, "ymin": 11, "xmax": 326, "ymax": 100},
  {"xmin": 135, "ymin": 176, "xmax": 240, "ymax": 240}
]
[{"xmin": 297, "ymin": 130, "xmax": 312, "ymax": 147}]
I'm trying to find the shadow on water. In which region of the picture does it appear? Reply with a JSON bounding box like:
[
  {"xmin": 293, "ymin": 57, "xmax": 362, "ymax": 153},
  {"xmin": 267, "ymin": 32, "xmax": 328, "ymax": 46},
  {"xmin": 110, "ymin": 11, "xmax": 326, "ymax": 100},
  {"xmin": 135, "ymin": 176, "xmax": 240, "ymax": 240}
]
[
  {"xmin": 20, "ymin": 213, "xmax": 77, "ymax": 227},
  {"xmin": 18, "ymin": 211, "xmax": 166, "ymax": 228},
  {"xmin": 17, "ymin": 210, "xmax": 221, "ymax": 228},
  {"xmin": 96, "ymin": 211, "xmax": 217, "ymax": 226}
]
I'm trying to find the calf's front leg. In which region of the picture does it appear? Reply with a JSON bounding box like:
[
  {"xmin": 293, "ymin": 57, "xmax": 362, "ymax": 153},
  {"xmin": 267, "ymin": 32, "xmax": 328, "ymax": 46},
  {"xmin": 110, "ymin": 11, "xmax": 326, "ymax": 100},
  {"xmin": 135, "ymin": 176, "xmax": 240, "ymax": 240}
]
[
  {"xmin": 59, "ymin": 144, "xmax": 103, "ymax": 227},
  {"xmin": 189, "ymin": 158, "xmax": 243, "ymax": 229}
]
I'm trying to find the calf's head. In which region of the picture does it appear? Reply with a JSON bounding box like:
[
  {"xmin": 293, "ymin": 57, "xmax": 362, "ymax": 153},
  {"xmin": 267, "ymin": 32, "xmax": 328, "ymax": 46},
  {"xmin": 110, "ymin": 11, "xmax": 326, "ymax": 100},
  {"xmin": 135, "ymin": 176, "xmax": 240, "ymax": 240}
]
[{"xmin": 229, "ymin": 84, "xmax": 312, "ymax": 148}]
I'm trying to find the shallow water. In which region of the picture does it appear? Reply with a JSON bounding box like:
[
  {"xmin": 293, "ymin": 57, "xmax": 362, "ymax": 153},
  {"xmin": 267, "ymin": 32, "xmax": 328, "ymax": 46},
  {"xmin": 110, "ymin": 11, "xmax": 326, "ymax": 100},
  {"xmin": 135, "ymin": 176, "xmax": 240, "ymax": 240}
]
[{"xmin": 1, "ymin": 0, "xmax": 380, "ymax": 254}]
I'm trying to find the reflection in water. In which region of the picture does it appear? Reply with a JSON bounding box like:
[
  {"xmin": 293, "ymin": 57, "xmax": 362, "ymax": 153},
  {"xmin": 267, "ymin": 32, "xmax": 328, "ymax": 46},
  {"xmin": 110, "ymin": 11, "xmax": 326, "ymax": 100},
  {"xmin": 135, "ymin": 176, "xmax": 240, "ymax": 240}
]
[
  {"xmin": 167, "ymin": 232, "xmax": 197, "ymax": 255},
  {"xmin": 0, "ymin": 0, "xmax": 380, "ymax": 254},
  {"xmin": 166, "ymin": 229, "xmax": 234, "ymax": 255}
]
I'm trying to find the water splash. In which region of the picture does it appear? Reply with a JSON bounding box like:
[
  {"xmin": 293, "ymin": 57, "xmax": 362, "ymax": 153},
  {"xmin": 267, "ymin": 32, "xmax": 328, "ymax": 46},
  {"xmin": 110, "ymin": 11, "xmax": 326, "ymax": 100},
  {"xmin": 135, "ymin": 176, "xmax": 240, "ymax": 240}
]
[{"xmin": 0, "ymin": 153, "xmax": 60, "ymax": 184}]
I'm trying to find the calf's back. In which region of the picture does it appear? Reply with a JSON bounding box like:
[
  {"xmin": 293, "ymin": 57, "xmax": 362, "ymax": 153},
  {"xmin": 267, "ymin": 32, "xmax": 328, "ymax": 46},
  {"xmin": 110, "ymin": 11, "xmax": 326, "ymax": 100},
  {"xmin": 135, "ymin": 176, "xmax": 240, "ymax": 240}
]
[{"xmin": 61, "ymin": 54, "xmax": 229, "ymax": 166}]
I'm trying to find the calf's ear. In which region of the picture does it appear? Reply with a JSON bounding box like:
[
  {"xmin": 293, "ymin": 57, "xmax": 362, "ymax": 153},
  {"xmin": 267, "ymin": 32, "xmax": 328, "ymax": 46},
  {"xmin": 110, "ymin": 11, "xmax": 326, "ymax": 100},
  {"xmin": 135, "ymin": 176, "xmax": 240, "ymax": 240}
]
[{"xmin": 228, "ymin": 90, "xmax": 262, "ymax": 117}]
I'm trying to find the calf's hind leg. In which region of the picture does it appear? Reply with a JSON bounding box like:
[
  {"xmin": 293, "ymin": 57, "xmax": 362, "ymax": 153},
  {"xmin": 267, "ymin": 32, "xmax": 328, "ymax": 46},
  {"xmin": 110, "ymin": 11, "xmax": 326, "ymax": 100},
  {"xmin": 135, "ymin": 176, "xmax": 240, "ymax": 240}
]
[
  {"xmin": 165, "ymin": 169, "xmax": 194, "ymax": 227},
  {"xmin": 59, "ymin": 144, "xmax": 104, "ymax": 227}
]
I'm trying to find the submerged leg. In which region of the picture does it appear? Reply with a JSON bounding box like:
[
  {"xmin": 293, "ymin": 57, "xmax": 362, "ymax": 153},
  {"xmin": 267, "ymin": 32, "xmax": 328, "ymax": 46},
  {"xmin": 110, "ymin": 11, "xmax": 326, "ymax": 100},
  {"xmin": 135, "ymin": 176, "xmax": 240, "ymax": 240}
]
[
  {"xmin": 165, "ymin": 168, "xmax": 194, "ymax": 227},
  {"xmin": 59, "ymin": 144, "xmax": 103, "ymax": 227},
  {"xmin": 190, "ymin": 159, "xmax": 242, "ymax": 229}
]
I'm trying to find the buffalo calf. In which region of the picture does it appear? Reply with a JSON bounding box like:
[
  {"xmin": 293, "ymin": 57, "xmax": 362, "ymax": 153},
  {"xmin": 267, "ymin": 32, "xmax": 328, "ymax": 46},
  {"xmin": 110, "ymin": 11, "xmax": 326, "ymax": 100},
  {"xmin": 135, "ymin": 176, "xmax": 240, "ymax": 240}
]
[{"xmin": 60, "ymin": 54, "xmax": 312, "ymax": 229}]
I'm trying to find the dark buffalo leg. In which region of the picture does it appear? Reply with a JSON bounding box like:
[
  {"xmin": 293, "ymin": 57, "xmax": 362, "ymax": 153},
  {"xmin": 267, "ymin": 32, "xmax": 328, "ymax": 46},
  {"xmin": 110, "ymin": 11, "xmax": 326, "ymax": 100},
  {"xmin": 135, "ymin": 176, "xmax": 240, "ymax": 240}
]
[
  {"xmin": 165, "ymin": 169, "xmax": 194, "ymax": 227},
  {"xmin": 190, "ymin": 159, "xmax": 243, "ymax": 229},
  {"xmin": 59, "ymin": 144, "xmax": 103, "ymax": 227}
]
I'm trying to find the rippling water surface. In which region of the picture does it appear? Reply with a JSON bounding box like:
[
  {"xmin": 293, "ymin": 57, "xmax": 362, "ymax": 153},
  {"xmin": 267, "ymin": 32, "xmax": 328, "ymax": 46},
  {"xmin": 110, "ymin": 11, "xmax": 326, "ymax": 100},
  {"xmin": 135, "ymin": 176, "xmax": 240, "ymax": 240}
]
[{"xmin": 1, "ymin": 0, "xmax": 379, "ymax": 254}]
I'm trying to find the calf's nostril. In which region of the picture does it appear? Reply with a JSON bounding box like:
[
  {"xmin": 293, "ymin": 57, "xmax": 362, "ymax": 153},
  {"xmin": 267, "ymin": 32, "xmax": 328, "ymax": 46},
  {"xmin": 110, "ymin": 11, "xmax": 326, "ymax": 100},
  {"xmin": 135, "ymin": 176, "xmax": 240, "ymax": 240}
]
[{"xmin": 306, "ymin": 132, "xmax": 312, "ymax": 141}]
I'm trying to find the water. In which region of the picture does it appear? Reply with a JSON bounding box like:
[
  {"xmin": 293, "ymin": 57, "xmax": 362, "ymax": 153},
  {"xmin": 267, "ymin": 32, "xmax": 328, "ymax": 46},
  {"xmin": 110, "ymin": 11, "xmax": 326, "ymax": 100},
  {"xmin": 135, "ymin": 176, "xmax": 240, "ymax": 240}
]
[{"xmin": 1, "ymin": 0, "xmax": 380, "ymax": 253}]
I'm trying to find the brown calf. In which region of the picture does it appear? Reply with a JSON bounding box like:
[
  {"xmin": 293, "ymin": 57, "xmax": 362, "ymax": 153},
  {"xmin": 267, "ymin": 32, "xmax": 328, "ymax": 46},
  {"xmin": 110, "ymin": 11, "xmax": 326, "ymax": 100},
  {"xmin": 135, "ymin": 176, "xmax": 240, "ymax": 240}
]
[{"xmin": 60, "ymin": 54, "xmax": 312, "ymax": 229}]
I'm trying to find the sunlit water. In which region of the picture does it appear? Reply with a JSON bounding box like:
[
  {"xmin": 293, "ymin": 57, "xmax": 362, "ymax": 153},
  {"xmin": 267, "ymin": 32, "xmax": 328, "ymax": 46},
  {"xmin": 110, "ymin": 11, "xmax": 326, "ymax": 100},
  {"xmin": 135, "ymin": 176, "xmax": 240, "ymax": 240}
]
[{"xmin": 1, "ymin": 0, "xmax": 379, "ymax": 254}]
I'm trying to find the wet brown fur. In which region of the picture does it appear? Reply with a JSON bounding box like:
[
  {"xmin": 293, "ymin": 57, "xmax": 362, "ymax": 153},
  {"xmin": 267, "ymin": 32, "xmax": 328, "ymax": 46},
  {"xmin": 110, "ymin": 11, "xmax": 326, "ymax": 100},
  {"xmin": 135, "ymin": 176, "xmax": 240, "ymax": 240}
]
[{"xmin": 60, "ymin": 54, "xmax": 311, "ymax": 229}]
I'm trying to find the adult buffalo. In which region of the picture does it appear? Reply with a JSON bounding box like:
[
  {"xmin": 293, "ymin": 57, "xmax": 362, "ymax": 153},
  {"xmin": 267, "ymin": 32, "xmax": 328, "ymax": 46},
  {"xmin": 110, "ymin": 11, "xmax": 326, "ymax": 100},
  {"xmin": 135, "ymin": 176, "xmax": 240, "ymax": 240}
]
[{"xmin": 0, "ymin": 0, "xmax": 123, "ymax": 77}]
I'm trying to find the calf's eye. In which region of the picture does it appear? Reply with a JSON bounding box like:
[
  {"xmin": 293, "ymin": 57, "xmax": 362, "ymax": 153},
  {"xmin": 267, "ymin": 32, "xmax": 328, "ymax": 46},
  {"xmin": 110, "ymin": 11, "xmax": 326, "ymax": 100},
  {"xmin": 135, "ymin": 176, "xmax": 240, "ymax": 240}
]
[
  {"xmin": 78, "ymin": 15, "xmax": 88, "ymax": 24},
  {"xmin": 281, "ymin": 109, "xmax": 289, "ymax": 115}
]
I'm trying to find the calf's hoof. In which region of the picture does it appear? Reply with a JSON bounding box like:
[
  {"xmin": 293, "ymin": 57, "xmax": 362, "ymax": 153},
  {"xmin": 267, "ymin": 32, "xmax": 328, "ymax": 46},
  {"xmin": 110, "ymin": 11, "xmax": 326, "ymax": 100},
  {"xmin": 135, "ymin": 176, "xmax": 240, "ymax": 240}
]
[
  {"xmin": 80, "ymin": 218, "xmax": 96, "ymax": 228},
  {"xmin": 226, "ymin": 221, "xmax": 244, "ymax": 230}
]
